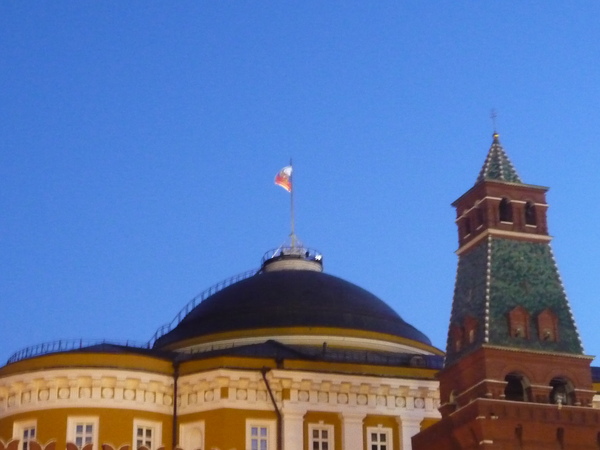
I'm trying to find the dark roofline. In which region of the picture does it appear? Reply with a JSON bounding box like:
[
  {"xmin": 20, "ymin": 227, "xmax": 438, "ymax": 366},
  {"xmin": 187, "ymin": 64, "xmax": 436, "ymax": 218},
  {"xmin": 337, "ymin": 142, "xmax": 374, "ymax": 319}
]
[{"xmin": 175, "ymin": 340, "xmax": 445, "ymax": 370}]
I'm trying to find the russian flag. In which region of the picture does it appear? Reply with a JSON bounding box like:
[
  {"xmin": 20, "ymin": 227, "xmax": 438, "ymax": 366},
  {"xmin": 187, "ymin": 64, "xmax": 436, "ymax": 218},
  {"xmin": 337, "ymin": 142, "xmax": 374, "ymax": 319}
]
[{"xmin": 274, "ymin": 166, "xmax": 292, "ymax": 192}]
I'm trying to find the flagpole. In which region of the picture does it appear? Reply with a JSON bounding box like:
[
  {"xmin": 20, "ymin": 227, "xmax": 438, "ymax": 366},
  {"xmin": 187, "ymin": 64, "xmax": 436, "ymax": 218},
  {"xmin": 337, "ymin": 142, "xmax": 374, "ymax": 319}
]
[{"xmin": 290, "ymin": 158, "xmax": 296, "ymax": 248}]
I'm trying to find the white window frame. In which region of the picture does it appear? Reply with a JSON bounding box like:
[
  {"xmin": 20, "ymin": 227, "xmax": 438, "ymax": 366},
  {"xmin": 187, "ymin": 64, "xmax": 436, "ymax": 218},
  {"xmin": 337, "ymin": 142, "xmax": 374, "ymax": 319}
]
[
  {"xmin": 245, "ymin": 419, "xmax": 276, "ymax": 450},
  {"xmin": 179, "ymin": 421, "xmax": 205, "ymax": 450},
  {"xmin": 13, "ymin": 420, "xmax": 37, "ymax": 450},
  {"xmin": 308, "ymin": 423, "xmax": 334, "ymax": 450},
  {"xmin": 66, "ymin": 416, "xmax": 99, "ymax": 450},
  {"xmin": 133, "ymin": 419, "xmax": 163, "ymax": 450},
  {"xmin": 366, "ymin": 426, "xmax": 392, "ymax": 450}
]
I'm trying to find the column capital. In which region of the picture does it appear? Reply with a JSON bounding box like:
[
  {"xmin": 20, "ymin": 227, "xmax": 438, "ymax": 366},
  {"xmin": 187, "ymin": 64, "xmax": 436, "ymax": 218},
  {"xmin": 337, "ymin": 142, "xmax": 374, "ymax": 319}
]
[
  {"xmin": 339, "ymin": 412, "xmax": 367, "ymax": 423},
  {"xmin": 281, "ymin": 407, "xmax": 307, "ymax": 420},
  {"xmin": 397, "ymin": 415, "xmax": 423, "ymax": 426}
]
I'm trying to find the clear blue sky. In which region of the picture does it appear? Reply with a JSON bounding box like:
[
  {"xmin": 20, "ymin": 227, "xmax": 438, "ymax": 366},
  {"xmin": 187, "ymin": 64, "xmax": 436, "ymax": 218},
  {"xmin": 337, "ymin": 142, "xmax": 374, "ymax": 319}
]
[{"xmin": 2, "ymin": 2, "xmax": 600, "ymax": 364}]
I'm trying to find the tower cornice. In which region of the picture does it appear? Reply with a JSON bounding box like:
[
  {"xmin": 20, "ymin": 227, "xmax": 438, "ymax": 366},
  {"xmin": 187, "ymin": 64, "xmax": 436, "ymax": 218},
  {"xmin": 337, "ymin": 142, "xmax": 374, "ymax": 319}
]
[
  {"xmin": 451, "ymin": 179, "xmax": 549, "ymax": 209},
  {"xmin": 456, "ymin": 228, "xmax": 552, "ymax": 256}
]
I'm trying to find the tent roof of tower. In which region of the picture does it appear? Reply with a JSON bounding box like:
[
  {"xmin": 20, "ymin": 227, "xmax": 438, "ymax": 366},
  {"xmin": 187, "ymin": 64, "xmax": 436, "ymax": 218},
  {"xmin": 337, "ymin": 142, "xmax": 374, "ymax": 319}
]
[{"xmin": 476, "ymin": 133, "xmax": 523, "ymax": 184}]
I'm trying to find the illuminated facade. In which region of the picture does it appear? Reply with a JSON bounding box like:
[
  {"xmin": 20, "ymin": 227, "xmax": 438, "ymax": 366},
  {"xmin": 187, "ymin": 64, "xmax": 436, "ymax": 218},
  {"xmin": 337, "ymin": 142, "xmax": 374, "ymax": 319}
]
[{"xmin": 0, "ymin": 248, "xmax": 443, "ymax": 450}]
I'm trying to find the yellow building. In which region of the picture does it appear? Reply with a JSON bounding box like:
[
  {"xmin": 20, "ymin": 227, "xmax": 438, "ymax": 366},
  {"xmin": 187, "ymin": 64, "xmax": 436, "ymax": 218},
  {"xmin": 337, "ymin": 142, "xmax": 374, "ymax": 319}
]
[{"xmin": 0, "ymin": 245, "xmax": 443, "ymax": 450}]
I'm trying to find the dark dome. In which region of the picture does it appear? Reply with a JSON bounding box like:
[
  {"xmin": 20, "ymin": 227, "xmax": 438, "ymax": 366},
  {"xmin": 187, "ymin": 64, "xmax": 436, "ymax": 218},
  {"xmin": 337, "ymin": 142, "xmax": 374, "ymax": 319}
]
[{"xmin": 154, "ymin": 269, "xmax": 432, "ymax": 349}]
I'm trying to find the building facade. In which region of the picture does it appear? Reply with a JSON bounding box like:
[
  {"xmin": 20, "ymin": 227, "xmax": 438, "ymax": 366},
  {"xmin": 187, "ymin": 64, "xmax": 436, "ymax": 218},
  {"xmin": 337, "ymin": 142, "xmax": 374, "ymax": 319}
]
[{"xmin": 0, "ymin": 248, "xmax": 443, "ymax": 450}]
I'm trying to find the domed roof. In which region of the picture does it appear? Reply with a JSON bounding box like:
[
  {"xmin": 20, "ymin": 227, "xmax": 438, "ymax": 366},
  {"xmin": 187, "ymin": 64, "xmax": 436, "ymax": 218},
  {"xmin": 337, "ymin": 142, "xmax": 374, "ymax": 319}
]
[{"xmin": 154, "ymin": 266, "xmax": 432, "ymax": 350}]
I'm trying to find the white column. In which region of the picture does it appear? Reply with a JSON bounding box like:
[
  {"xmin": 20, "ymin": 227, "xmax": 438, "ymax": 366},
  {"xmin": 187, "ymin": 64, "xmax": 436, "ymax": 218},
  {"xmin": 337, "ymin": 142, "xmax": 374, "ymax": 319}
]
[
  {"xmin": 397, "ymin": 416, "xmax": 422, "ymax": 450},
  {"xmin": 282, "ymin": 410, "xmax": 305, "ymax": 450},
  {"xmin": 340, "ymin": 413, "xmax": 366, "ymax": 450}
]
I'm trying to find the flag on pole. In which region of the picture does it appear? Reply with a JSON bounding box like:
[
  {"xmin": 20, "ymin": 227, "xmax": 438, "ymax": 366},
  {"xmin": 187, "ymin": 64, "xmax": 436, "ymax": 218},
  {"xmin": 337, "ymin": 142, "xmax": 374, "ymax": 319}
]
[{"xmin": 274, "ymin": 166, "xmax": 292, "ymax": 192}]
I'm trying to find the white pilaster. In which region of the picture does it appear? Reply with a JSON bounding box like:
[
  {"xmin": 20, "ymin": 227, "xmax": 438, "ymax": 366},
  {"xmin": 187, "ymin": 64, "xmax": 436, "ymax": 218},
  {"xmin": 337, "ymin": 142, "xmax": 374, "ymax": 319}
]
[
  {"xmin": 398, "ymin": 416, "xmax": 422, "ymax": 450},
  {"xmin": 340, "ymin": 413, "xmax": 366, "ymax": 450},
  {"xmin": 282, "ymin": 410, "xmax": 305, "ymax": 450}
]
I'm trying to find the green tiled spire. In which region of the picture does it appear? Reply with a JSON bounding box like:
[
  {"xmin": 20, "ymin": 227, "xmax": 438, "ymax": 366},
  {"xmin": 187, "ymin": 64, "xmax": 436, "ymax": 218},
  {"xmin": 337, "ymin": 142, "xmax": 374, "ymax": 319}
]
[
  {"xmin": 446, "ymin": 134, "xmax": 585, "ymax": 366},
  {"xmin": 446, "ymin": 236, "xmax": 584, "ymax": 365},
  {"xmin": 476, "ymin": 133, "xmax": 523, "ymax": 184}
]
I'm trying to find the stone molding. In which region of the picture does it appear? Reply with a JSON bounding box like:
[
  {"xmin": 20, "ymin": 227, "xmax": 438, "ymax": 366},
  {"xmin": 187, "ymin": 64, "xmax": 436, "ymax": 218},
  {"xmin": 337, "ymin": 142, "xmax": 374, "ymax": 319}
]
[
  {"xmin": 178, "ymin": 334, "xmax": 436, "ymax": 355},
  {"xmin": 0, "ymin": 368, "xmax": 173, "ymax": 417},
  {"xmin": 1, "ymin": 366, "xmax": 443, "ymax": 422},
  {"xmin": 178, "ymin": 368, "xmax": 440, "ymax": 419}
]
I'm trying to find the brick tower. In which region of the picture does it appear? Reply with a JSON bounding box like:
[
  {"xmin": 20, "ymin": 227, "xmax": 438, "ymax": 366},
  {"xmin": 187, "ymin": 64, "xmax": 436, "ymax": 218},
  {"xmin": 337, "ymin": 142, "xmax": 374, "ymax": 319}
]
[{"xmin": 413, "ymin": 133, "xmax": 599, "ymax": 449}]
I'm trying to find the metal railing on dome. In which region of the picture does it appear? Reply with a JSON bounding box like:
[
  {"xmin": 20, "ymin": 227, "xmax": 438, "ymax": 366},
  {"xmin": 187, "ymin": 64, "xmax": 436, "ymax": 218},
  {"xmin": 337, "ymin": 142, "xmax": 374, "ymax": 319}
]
[
  {"xmin": 6, "ymin": 268, "xmax": 260, "ymax": 364},
  {"xmin": 319, "ymin": 350, "xmax": 444, "ymax": 369},
  {"xmin": 261, "ymin": 246, "xmax": 323, "ymax": 265},
  {"xmin": 6, "ymin": 339, "xmax": 150, "ymax": 364},
  {"xmin": 147, "ymin": 268, "xmax": 259, "ymax": 347}
]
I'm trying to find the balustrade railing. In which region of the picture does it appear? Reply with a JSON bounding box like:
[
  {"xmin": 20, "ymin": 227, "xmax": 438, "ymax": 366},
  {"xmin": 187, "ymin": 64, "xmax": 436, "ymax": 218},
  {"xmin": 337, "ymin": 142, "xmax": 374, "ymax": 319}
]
[
  {"xmin": 7, "ymin": 338, "xmax": 149, "ymax": 364},
  {"xmin": 7, "ymin": 269, "xmax": 260, "ymax": 364},
  {"xmin": 147, "ymin": 268, "xmax": 258, "ymax": 347}
]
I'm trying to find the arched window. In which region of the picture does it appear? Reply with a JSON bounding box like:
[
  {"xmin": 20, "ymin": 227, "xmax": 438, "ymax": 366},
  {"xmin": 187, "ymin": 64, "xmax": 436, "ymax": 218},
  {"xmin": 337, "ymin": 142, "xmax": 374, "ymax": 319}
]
[
  {"xmin": 410, "ymin": 355, "xmax": 426, "ymax": 367},
  {"xmin": 504, "ymin": 373, "xmax": 530, "ymax": 402},
  {"xmin": 451, "ymin": 325, "xmax": 463, "ymax": 353},
  {"xmin": 499, "ymin": 198, "xmax": 513, "ymax": 222},
  {"xmin": 464, "ymin": 217, "xmax": 472, "ymax": 236},
  {"xmin": 464, "ymin": 316, "xmax": 478, "ymax": 344},
  {"xmin": 180, "ymin": 421, "xmax": 205, "ymax": 450},
  {"xmin": 549, "ymin": 378, "xmax": 575, "ymax": 406},
  {"xmin": 448, "ymin": 390, "xmax": 457, "ymax": 405},
  {"xmin": 508, "ymin": 306, "xmax": 530, "ymax": 339},
  {"xmin": 538, "ymin": 309, "xmax": 559, "ymax": 342},
  {"xmin": 473, "ymin": 207, "xmax": 484, "ymax": 228},
  {"xmin": 525, "ymin": 201, "xmax": 537, "ymax": 226}
]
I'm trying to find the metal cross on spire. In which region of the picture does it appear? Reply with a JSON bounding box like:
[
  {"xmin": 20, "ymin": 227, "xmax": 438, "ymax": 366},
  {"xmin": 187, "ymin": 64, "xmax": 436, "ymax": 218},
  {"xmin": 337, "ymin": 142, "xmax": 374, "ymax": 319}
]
[{"xmin": 491, "ymin": 108, "xmax": 498, "ymax": 134}]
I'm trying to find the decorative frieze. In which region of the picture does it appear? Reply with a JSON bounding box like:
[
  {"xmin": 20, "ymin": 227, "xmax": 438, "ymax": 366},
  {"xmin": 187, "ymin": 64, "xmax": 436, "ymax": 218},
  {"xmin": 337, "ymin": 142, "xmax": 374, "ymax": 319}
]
[
  {"xmin": 177, "ymin": 369, "xmax": 440, "ymax": 419},
  {"xmin": 0, "ymin": 369, "xmax": 173, "ymax": 418},
  {"xmin": 1, "ymin": 366, "xmax": 442, "ymax": 423}
]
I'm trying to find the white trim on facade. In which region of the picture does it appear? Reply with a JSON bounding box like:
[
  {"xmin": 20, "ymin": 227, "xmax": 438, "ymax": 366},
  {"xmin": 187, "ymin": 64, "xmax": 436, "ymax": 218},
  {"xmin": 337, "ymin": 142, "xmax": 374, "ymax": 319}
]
[
  {"xmin": 246, "ymin": 419, "xmax": 276, "ymax": 450},
  {"xmin": 66, "ymin": 416, "xmax": 99, "ymax": 450},
  {"xmin": 0, "ymin": 368, "xmax": 173, "ymax": 418},
  {"xmin": 308, "ymin": 422, "xmax": 334, "ymax": 450},
  {"xmin": 178, "ymin": 369, "xmax": 440, "ymax": 418},
  {"xmin": 132, "ymin": 418, "xmax": 163, "ymax": 450},
  {"xmin": 366, "ymin": 425, "xmax": 392, "ymax": 450},
  {"xmin": 177, "ymin": 335, "xmax": 436, "ymax": 355},
  {"xmin": 12, "ymin": 419, "xmax": 37, "ymax": 450}
]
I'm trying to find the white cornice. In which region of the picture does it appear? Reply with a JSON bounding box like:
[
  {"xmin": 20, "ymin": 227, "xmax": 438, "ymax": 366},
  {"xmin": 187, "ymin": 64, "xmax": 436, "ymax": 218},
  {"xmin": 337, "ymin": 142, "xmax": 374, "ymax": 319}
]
[
  {"xmin": 0, "ymin": 368, "xmax": 173, "ymax": 418},
  {"xmin": 176, "ymin": 334, "xmax": 436, "ymax": 355},
  {"xmin": 177, "ymin": 368, "xmax": 441, "ymax": 419},
  {"xmin": 456, "ymin": 229, "xmax": 552, "ymax": 255}
]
